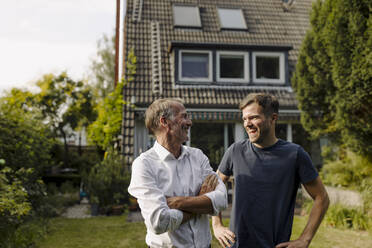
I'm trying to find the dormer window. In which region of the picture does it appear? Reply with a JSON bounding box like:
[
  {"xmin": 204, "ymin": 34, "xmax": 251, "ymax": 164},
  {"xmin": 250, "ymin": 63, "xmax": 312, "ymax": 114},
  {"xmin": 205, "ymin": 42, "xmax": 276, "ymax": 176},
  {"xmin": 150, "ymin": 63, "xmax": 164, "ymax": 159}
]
[
  {"xmin": 217, "ymin": 51, "xmax": 249, "ymax": 83},
  {"xmin": 217, "ymin": 8, "xmax": 247, "ymax": 30},
  {"xmin": 252, "ymin": 52, "xmax": 285, "ymax": 84},
  {"xmin": 171, "ymin": 43, "xmax": 290, "ymax": 86},
  {"xmin": 178, "ymin": 50, "xmax": 212, "ymax": 82},
  {"xmin": 173, "ymin": 5, "xmax": 202, "ymax": 28}
]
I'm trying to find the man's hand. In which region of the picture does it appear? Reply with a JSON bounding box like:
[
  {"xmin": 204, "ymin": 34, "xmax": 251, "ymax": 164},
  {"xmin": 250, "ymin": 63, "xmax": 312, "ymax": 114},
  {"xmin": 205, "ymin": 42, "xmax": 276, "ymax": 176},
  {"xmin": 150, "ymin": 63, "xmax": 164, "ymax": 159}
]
[
  {"xmin": 198, "ymin": 174, "xmax": 219, "ymax": 195},
  {"xmin": 275, "ymin": 239, "xmax": 309, "ymax": 248},
  {"xmin": 213, "ymin": 224, "xmax": 235, "ymax": 248},
  {"xmin": 166, "ymin": 196, "xmax": 183, "ymax": 209}
]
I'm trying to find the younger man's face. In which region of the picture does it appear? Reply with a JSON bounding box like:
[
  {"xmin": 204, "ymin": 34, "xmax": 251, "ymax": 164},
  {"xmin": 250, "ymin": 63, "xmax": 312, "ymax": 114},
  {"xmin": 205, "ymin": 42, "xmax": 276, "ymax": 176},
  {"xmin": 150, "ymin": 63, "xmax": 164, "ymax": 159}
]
[{"xmin": 242, "ymin": 102, "xmax": 273, "ymax": 145}]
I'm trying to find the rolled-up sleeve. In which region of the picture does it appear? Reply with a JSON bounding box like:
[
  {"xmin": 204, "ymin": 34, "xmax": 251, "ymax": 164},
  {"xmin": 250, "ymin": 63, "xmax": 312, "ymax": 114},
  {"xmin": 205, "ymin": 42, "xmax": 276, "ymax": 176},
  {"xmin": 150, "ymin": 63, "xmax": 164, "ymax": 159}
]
[
  {"xmin": 199, "ymin": 152, "xmax": 228, "ymax": 215},
  {"xmin": 128, "ymin": 158, "xmax": 183, "ymax": 234},
  {"xmin": 204, "ymin": 178, "xmax": 228, "ymax": 215}
]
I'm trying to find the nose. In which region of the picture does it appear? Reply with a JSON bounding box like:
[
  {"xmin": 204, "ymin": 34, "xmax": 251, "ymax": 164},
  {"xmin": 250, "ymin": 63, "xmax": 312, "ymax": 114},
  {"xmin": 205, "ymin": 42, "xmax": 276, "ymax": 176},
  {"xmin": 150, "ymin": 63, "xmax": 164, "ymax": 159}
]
[{"xmin": 187, "ymin": 117, "xmax": 192, "ymax": 127}]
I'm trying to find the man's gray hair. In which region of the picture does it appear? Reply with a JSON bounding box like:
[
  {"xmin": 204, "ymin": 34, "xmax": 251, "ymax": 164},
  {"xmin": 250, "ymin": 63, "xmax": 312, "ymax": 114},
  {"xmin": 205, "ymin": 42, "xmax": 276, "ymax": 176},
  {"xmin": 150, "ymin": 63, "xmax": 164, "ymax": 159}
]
[{"xmin": 145, "ymin": 98, "xmax": 184, "ymax": 134}]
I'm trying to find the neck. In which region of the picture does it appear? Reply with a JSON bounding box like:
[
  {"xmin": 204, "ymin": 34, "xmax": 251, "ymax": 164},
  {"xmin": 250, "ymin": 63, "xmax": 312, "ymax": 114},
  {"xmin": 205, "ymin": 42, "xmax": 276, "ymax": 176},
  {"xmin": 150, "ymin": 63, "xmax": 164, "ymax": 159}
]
[
  {"xmin": 253, "ymin": 129, "xmax": 278, "ymax": 148},
  {"xmin": 253, "ymin": 136, "xmax": 278, "ymax": 149},
  {"xmin": 157, "ymin": 134, "xmax": 182, "ymax": 158}
]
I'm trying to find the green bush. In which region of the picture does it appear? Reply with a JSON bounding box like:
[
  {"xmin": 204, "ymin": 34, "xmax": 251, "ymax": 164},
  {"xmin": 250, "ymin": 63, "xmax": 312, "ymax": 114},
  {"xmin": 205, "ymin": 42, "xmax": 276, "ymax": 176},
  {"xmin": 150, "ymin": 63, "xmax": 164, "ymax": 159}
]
[
  {"xmin": 321, "ymin": 150, "xmax": 372, "ymax": 217},
  {"xmin": 303, "ymin": 200, "xmax": 370, "ymax": 231},
  {"xmin": 60, "ymin": 181, "xmax": 76, "ymax": 194},
  {"xmin": 84, "ymin": 149, "xmax": 130, "ymax": 212},
  {"xmin": 0, "ymin": 166, "xmax": 44, "ymax": 248},
  {"xmin": 3, "ymin": 218, "xmax": 48, "ymax": 248},
  {"xmin": 0, "ymin": 167, "xmax": 32, "ymax": 229},
  {"xmin": 322, "ymin": 151, "xmax": 372, "ymax": 189},
  {"xmin": 46, "ymin": 182, "xmax": 59, "ymax": 195},
  {"xmin": 0, "ymin": 100, "xmax": 56, "ymax": 174},
  {"xmin": 325, "ymin": 204, "xmax": 370, "ymax": 230}
]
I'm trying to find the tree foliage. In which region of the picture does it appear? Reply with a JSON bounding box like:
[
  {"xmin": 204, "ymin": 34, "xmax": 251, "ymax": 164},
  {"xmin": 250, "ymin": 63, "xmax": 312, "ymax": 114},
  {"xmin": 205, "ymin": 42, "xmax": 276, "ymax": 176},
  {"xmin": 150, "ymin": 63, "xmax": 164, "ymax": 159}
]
[
  {"xmin": 0, "ymin": 90, "xmax": 55, "ymax": 173},
  {"xmin": 88, "ymin": 49, "xmax": 136, "ymax": 151},
  {"xmin": 292, "ymin": 0, "xmax": 372, "ymax": 156},
  {"xmin": 90, "ymin": 34, "xmax": 116, "ymax": 100},
  {"xmin": 34, "ymin": 73, "xmax": 97, "ymax": 166}
]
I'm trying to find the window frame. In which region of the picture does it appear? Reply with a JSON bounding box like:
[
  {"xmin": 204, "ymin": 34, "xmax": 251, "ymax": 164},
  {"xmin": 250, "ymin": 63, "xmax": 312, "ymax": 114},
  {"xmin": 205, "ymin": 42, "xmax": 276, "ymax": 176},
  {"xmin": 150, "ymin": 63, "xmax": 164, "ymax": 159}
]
[
  {"xmin": 173, "ymin": 5, "xmax": 202, "ymax": 28},
  {"xmin": 216, "ymin": 51, "xmax": 249, "ymax": 83},
  {"xmin": 178, "ymin": 49, "xmax": 213, "ymax": 82},
  {"xmin": 217, "ymin": 8, "xmax": 247, "ymax": 30},
  {"xmin": 252, "ymin": 51, "xmax": 285, "ymax": 84}
]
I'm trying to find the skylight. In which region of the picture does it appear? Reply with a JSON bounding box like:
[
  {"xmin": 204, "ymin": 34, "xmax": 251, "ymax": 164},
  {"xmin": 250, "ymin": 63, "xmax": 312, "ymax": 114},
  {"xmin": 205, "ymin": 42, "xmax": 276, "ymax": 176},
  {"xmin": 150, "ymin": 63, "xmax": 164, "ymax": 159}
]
[
  {"xmin": 173, "ymin": 5, "xmax": 202, "ymax": 28},
  {"xmin": 217, "ymin": 8, "xmax": 247, "ymax": 30}
]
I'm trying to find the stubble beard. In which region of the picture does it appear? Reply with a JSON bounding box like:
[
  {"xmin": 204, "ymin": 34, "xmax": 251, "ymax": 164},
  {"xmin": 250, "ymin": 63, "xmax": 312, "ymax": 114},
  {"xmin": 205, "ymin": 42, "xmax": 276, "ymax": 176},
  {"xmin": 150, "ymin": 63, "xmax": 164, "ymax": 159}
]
[{"xmin": 248, "ymin": 122, "xmax": 271, "ymax": 146}]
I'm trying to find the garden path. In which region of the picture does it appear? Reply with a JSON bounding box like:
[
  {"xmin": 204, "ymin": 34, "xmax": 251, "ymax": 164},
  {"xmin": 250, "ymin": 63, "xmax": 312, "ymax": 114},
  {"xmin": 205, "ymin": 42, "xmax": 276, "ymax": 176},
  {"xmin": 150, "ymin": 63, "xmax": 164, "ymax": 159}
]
[{"xmin": 62, "ymin": 202, "xmax": 91, "ymax": 219}]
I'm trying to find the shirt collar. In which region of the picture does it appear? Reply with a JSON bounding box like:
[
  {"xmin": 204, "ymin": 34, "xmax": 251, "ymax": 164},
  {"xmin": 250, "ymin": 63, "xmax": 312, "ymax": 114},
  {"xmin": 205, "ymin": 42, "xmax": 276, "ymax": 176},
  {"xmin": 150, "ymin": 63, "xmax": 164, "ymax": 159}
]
[{"xmin": 154, "ymin": 141, "xmax": 189, "ymax": 161}]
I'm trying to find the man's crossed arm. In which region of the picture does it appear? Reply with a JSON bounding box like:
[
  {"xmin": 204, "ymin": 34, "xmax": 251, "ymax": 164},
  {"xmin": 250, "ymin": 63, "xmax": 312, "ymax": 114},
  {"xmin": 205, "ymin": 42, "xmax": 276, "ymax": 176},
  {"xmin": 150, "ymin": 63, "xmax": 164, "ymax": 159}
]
[{"xmin": 166, "ymin": 174, "xmax": 221, "ymax": 222}]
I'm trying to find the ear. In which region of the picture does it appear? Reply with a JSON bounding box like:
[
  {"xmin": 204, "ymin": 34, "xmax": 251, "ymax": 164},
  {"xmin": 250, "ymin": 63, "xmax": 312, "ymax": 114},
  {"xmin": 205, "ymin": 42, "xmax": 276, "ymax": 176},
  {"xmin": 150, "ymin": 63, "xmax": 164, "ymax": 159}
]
[
  {"xmin": 159, "ymin": 116, "xmax": 169, "ymax": 129},
  {"xmin": 272, "ymin": 113, "xmax": 278, "ymax": 123}
]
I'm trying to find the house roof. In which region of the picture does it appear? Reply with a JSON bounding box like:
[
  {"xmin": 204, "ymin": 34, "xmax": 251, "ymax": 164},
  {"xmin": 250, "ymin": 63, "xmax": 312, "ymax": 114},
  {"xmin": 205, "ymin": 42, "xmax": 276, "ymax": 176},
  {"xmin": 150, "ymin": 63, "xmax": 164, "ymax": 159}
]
[{"xmin": 123, "ymin": 0, "xmax": 313, "ymax": 109}]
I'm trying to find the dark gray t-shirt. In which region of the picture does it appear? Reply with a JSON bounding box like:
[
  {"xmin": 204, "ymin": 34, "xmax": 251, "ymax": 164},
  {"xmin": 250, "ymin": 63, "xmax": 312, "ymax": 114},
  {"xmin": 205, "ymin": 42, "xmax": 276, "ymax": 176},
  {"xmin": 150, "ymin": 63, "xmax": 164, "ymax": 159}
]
[{"xmin": 219, "ymin": 139, "xmax": 318, "ymax": 248}]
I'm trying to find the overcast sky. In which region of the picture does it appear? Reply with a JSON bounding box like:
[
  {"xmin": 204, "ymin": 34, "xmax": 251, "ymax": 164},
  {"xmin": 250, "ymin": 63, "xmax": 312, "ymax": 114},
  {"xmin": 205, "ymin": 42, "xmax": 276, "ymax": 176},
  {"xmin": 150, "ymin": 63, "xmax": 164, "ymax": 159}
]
[{"xmin": 0, "ymin": 0, "xmax": 117, "ymax": 95}]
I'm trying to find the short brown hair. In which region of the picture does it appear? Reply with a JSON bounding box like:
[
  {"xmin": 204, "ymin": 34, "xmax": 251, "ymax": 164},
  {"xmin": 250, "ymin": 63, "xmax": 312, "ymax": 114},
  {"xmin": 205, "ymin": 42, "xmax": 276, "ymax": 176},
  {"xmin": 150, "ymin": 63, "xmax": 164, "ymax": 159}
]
[
  {"xmin": 239, "ymin": 93, "xmax": 279, "ymax": 116},
  {"xmin": 145, "ymin": 98, "xmax": 184, "ymax": 134}
]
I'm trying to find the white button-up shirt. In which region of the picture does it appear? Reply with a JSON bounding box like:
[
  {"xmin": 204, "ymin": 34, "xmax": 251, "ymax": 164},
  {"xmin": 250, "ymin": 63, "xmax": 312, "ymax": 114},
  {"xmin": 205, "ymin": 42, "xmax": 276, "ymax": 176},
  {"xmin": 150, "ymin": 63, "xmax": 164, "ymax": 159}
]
[{"xmin": 128, "ymin": 142, "xmax": 228, "ymax": 248}]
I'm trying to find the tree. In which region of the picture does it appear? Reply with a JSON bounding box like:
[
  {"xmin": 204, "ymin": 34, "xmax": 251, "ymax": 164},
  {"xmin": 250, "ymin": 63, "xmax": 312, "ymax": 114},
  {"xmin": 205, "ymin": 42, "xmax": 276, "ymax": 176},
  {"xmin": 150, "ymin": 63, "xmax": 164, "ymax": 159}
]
[
  {"xmin": 34, "ymin": 73, "xmax": 96, "ymax": 166},
  {"xmin": 0, "ymin": 89, "xmax": 55, "ymax": 173},
  {"xmin": 292, "ymin": 0, "xmax": 372, "ymax": 156},
  {"xmin": 88, "ymin": 49, "xmax": 136, "ymax": 151},
  {"xmin": 90, "ymin": 33, "xmax": 116, "ymax": 100}
]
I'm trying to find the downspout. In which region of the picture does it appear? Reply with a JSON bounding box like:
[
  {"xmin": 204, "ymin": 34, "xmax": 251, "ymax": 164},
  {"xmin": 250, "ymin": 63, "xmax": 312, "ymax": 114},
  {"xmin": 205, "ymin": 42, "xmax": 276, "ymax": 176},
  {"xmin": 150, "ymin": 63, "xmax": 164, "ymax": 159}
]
[
  {"xmin": 118, "ymin": 0, "xmax": 127, "ymax": 162},
  {"xmin": 118, "ymin": 0, "xmax": 125, "ymax": 83}
]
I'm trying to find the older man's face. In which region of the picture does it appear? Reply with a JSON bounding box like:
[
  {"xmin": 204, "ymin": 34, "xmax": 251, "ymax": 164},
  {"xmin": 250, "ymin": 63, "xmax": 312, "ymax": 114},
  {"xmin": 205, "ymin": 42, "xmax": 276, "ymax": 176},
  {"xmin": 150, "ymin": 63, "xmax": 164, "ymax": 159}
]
[{"xmin": 168, "ymin": 103, "xmax": 192, "ymax": 144}]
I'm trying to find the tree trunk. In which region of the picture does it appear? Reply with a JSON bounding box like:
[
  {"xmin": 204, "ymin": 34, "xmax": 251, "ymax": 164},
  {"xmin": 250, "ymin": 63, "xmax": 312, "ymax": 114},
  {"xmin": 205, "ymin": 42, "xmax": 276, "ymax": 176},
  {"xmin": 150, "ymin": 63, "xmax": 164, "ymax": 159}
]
[{"xmin": 60, "ymin": 128, "xmax": 69, "ymax": 168}]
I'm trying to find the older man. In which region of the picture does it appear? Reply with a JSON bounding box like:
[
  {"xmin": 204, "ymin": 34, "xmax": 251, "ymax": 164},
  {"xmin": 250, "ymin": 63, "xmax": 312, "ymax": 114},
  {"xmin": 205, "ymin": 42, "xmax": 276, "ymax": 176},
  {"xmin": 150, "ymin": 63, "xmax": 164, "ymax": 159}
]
[{"xmin": 128, "ymin": 98, "xmax": 227, "ymax": 248}]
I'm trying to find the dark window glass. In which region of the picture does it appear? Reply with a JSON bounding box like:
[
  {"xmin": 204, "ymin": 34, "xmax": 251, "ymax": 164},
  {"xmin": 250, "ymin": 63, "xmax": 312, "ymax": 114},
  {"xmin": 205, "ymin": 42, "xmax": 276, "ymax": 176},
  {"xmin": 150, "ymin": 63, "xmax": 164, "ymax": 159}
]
[
  {"xmin": 256, "ymin": 56, "xmax": 279, "ymax": 79},
  {"xmin": 181, "ymin": 53, "xmax": 209, "ymax": 78},
  {"xmin": 275, "ymin": 124, "xmax": 287, "ymax": 141},
  {"xmin": 191, "ymin": 123, "xmax": 234, "ymax": 171},
  {"xmin": 220, "ymin": 55, "xmax": 244, "ymax": 79}
]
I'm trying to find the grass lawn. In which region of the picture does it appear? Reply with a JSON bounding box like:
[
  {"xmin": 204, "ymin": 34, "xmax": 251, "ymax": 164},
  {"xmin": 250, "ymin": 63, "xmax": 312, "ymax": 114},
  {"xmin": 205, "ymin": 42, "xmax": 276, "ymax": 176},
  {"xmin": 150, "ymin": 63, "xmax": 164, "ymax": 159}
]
[{"xmin": 37, "ymin": 214, "xmax": 372, "ymax": 248}]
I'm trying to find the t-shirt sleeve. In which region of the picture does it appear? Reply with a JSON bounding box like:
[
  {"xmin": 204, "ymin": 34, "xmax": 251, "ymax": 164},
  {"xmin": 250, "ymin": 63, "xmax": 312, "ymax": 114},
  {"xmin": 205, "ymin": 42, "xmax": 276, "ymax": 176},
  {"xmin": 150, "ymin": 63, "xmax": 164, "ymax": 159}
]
[
  {"xmin": 296, "ymin": 146, "xmax": 318, "ymax": 184},
  {"xmin": 218, "ymin": 144, "xmax": 234, "ymax": 176}
]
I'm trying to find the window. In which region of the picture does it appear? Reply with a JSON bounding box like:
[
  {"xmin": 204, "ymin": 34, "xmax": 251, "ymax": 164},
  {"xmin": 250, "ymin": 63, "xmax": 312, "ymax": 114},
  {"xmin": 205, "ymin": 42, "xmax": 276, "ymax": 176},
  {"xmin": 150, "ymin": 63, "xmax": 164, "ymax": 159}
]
[
  {"xmin": 178, "ymin": 50, "xmax": 212, "ymax": 82},
  {"xmin": 217, "ymin": 51, "xmax": 248, "ymax": 82},
  {"xmin": 217, "ymin": 8, "xmax": 247, "ymax": 30},
  {"xmin": 173, "ymin": 5, "xmax": 201, "ymax": 27},
  {"xmin": 252, "ymin": 52, "xmax": 285, "ymax": 83}
]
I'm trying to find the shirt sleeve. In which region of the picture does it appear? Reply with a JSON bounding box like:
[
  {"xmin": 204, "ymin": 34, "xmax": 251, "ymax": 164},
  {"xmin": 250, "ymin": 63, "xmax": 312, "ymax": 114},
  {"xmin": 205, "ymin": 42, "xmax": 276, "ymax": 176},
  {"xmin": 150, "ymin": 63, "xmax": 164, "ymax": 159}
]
[
  {"xmin": 296, "ymin": 146, "xmax": 319, "ymax": 184},
  {"xmin": 128, "ymin": 157, "xmax": 183, "ymax": 234},
  {"xmin": 198, "ymin": 150, "xmax": 228, "ymax": 216},
  {"xmin": 218, "ymin": 144, "xmax": 234, "ymax": 177}
]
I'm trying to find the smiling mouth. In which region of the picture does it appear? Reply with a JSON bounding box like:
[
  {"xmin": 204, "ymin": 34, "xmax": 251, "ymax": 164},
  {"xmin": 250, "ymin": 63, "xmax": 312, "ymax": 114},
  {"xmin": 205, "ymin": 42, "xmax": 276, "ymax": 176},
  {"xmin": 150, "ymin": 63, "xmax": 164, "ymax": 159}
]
[{"xmin": 248, "ymin": 128, "xmax": 257, "ymax": 134}]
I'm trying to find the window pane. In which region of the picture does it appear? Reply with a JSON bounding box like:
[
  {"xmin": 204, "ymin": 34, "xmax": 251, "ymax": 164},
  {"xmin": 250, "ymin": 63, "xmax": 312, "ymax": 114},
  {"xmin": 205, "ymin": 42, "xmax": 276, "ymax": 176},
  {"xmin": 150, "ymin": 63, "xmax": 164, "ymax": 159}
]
[
  {"xmin": 173, "ymin": 6, "xmax": 201, "ymax": 27},
  {"xmin": 220, "ymin": 54, "xmax": 244, "ymax": 78},
  {"xmin": 218, "ymin": 8, "xmax": 247, "ymax": 29},
  {"xmin": 181, "ymin": 53, "xmax": 209, "ymax": 78},
  {"xmin": 256, "ymin": 56, "xmax": 280, "ymax": 79},
  {"xmin": 191, "ymin": 123, "xmax": 234, "ymax": 171}
]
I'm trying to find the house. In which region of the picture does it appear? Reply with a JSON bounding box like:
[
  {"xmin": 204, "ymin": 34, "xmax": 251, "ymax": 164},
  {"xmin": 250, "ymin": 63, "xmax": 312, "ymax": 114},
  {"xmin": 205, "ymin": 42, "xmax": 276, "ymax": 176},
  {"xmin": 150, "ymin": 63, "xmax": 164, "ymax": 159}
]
[{"xmin": 117, "ymin": 0, "xmax": 322, "ymax": 169}]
